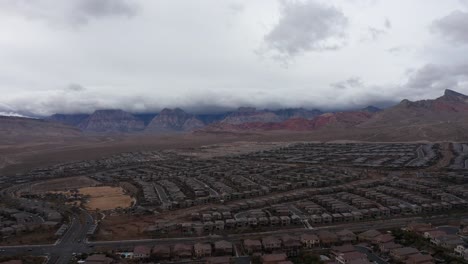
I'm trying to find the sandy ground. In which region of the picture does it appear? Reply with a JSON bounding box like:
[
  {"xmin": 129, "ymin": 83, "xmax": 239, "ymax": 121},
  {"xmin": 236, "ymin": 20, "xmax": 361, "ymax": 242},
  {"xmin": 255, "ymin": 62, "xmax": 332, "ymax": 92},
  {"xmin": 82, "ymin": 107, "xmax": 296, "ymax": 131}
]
[
  {"xmin": 96, "ymin": 215, "xmax": 155, "ymax": 240},
  {"xmin": 79, "ymin": 186, "xmax": 134, "ymax": 211},
  {"xmin": 0, "ymin": 229, "xmax": 56, "ymax": 246}
]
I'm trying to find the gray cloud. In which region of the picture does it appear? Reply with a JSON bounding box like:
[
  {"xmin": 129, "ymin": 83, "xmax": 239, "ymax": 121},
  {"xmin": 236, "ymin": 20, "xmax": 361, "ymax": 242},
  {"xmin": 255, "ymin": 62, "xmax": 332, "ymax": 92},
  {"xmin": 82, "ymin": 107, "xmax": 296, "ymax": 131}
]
[
  {"xmin": 403, "ymin": 64, "xmax": 468, "ymax": 95},
  {"xmin": 384, "ymin": 18, "xmax": 392, "ymax": 29},
  {"xmin": 366, "ymin": 27, "xmax": 386, "ymax": 41},
  {"xmin": 387, "ymin": 46, "xmax": 410, "ymax": 55},
  {"xmin": 461, "ymin": 0, "xmax": 468, "ymax": 8},
  {"xmin": 228, "ymin": 2, "xmax": 244, "ymax": 13},
  {"xmin": 0, "ymin": 0, "xmax": 138, "ymax": 26},
  {"xmin": 261, "ymin": 0, "xmax": 348, "ymax": 61},
  {"xmin": 432, "ymin": 10, "xmax": 468, "ymax": 44},
  {"xmin": 332, "ymin": 77, "xmax": 364, "ymax": 90},
  {"xmin": 75, "ymin": 0, "xmax": 138, "ymax": 19},
  {"xmin": 66, "ymin": 83, "xmax": 86, "ymax": 92}
]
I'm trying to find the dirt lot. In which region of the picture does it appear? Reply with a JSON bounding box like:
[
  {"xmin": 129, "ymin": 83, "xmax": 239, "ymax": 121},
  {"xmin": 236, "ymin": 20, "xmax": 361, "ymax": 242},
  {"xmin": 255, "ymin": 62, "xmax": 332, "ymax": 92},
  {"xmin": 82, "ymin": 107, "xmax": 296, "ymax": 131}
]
[
  {"xmin": 95, "ymin": 214, "xmax": 154, "ymax": 240},
  {"xmin": 79, "ymin": 186, "xmax": 135, "ymax": 211},
  {"xmin": 0, "ymin": 229, "xmax": 56, "ymax": 246}
]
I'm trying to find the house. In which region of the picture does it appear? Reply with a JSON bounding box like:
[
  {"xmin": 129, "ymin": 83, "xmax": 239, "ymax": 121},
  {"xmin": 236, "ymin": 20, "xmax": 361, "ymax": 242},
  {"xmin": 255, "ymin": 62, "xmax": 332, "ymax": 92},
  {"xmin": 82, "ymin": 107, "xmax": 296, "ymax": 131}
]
[
  {"xmin": 262, "ymin": 236, "xmax": 282, "ymax": 252},
  {"xmin": 423, "ymin": 230, "xmax": 446, "ymax": 240},
  {"xmin": 194, "ymin": 242, "xmax": 212, "ymax": 258},
  {"xmin": 244, "ymin": 239, "xmax": 262, "ymax": 254},
  {"xmin": 405, "ymin": 254, "xmax": 434, "ymax": 264},
  {"xmin": 133, "ymin": 245, "xmax": 151, "ymax": 259},
  {"xmin": 436, "ymin": 235, "xmax": 464, "ymax": 250},
  {"xmin": 351, "ymin": 211, "xmax": 363, "ymax": 221},
  {"xmin": 301, "ymin": 233, "xmax": 320, "ymax": 248},
  {"xmin": 336, "ymin": 230, "xmax": 357, "ymax": 243},
  {"xmin": 281, "ymin": 234, "xmax": 301, "ymax": 256},
  {"xmin": 214, "ymin": 240, "xmax": 233, "ymax": 256},
  {"xmin": 407, "ymin": 223, "xmax": 432, "ymax": 234},
  {"xmin": 322, "ymin": 213, "xmax": 332, "ymax": 224},
  {"xmin": 454, "ymin": 244, "xmax": 468, "ymax": 260},
  {"xmin": 317, "ymin": 230, "xmax": 338, "ymax": 246},
  {"xmin": 374, "ymin": 233, "xmax": 395, "ymax": 244},
  {"xmin": 84, "ymin": 254, "xmax": 113, "ymax": 264},
  {"xmin": 390, "ymin": 247, "xmax": 420, "ymax": 261},
  {"xmin": 270, "ymin": 216, "xmax": 280, "ymax": 226},
  {"xmin": 173, "ymin": 243, "xmax": 193, "ymax": 259},
  {"xmin": 280, "ymin": 216, "xmax": 291, "ymax": 226},
  {"xmin": 310, "ymin": 214, "xmax": 322, "ymax": 224},
  {"xmin": 379, "ymin": 242, "xmax": 402, "ymax": 253},
  {"xmin": 261, "ymin": 253, "xmax": 289, "ymax": 264},
  {"xmin": 331, "ymin": 244, "xmax": 356, "ymax": 257},
  {"xmin": 358, "ymin": 230, "xmax": 381, "ymax": 242},
  {"xmin": 152, "ymin": 245, "xmax": 171, "ymax": 259}
]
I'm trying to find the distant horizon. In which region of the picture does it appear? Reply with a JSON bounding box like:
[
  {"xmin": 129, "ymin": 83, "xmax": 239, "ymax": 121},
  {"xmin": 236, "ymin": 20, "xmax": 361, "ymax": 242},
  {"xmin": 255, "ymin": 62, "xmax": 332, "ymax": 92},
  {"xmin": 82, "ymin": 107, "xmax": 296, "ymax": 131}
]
[
  {"xmin": 4, "ymin": 103, "xmax": 388, "ymax": 118},
  {"xmin": 4, "ymin": 87, "xmax": 466, "ymax": 118}
]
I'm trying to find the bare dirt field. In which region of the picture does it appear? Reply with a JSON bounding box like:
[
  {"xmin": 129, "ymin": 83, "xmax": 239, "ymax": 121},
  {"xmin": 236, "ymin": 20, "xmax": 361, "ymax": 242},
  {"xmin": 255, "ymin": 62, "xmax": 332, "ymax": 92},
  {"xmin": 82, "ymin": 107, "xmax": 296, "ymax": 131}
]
[
  {"xmin": 79, "ymin": 186, "xmax": 134, "ymax": 211},
  {"xmin": 96, "ymin": 214, "xmax": 154, "ymax": 240},
  {"xmin": 0, "ymin": 229, "xmax": 56, "ymax": 246}
]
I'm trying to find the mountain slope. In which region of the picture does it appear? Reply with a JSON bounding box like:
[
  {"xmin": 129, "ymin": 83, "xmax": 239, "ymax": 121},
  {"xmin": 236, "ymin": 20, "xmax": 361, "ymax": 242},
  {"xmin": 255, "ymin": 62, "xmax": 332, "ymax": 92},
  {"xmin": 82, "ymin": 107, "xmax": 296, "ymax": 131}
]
[
  {"xmin": 145, "ymin": 108, "xmax": 205, "ymax": 132},
  {"xmin": 48, "ymin": 113, "xmax": 90, "ymax": 127},
  {"xmin": 78, "ymin": 109, "xmax": 145, "ymax": 133},
  {"xmin": 360, "ymin": 89, "xmax": 468, "ymax": 128},
  {"xmin": 272, "ymin": 108, "xmax": 323, "ymax": 120},
  {"xmin": 219, "ymin": 107, "xmax": 282, "ymax": 124},
  {"xmin": 202, "ymin": 111, "xmax": 373, "ymax": 132},
  {"xmin": 0, "ymin": 116, "xmax": 81, "ymax": 143}
]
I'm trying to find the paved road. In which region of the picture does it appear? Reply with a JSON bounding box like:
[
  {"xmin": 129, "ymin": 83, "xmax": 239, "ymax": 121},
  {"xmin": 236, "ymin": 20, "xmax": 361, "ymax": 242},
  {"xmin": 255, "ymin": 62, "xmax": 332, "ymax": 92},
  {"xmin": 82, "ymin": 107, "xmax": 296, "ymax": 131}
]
[
  {"xmin": 1, "ymin": 212, "xmax": 467, "ymax": 263},
  {"xmin": 193, "ymin": 178, "xmax": 219, "ymax": 197},
  {"xmin": 48, "ymin": 209, "xmax": 94, "ymax": 264},
  {"xmin": 153, "ymin": 183, "xmax": 170, "ymax": 204}
]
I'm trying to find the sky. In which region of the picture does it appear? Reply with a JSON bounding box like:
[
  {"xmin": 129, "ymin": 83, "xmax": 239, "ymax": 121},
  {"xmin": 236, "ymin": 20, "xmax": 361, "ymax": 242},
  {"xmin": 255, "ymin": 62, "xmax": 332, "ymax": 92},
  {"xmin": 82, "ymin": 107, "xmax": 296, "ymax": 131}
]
[{"xmin": 1, "ymin": 0, "xmax": 468, "ymax": 116}]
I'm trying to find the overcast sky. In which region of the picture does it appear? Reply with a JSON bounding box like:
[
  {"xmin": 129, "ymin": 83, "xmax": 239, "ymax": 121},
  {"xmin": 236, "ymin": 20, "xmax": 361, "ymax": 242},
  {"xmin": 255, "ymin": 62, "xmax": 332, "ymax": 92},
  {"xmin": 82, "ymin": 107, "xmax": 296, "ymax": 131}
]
[{"xmin": 1, "ymin": 0, "xmax": 468, "ymax": 115}]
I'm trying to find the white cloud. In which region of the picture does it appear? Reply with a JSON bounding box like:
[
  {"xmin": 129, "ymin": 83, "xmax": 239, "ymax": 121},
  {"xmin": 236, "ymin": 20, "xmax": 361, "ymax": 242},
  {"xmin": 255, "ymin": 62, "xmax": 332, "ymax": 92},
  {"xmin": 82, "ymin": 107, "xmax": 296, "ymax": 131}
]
[{"xmin": 260, "ymin": 0, "xmax": 348, "ymax": 62}]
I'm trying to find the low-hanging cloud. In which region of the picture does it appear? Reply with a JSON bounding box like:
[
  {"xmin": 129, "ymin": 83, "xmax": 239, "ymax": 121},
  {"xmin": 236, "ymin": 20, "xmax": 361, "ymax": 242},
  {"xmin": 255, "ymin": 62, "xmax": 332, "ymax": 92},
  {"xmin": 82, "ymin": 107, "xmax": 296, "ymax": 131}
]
[
  {"xmin": 260, "ymin": 0, "xmax": 348, "ymax": 62},
  {"xmin": 404, "ymin": 63, "xmax": 468, "ymax": 93},
  {"xmin": 331, "ymin": 77, "xmax": 364, "ymax": 90},
  {"xmin": 0, "ymin": 0, "xmax": 138, "ymax": 26},
  {"xmin": 66, "ymin": 83, "xmax": 86, "ymax": 92},
  {"xmin": 432, "ymin": 10, "xmax": 468, "ymax": 44}
]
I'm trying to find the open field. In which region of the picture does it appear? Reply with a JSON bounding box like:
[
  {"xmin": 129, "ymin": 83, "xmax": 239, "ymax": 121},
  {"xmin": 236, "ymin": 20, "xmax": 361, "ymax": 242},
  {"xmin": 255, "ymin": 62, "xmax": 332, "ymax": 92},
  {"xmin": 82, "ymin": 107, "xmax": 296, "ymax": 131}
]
[
  {"xmin": 96, "ymin": 214, "xmax": 154, "ymax": 240},
  {"xmin": 0, "ymin": 229, "xmax": 56, "ymax": 246},
  {"xmin": 79, "ymin": 186, "xmax": 135, "ymax": 211}
]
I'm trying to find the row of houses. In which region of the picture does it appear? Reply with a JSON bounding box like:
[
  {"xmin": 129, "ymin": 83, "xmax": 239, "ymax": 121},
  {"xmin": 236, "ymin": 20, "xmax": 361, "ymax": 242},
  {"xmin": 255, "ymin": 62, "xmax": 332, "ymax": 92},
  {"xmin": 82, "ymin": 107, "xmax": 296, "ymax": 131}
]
[
  {"xmin": 146, "ymin": 215, "xmax": 302, "ymax": 235},
  {"xmin": 121, "ymin": 240, "xmax": 235, "ymax": 260}
]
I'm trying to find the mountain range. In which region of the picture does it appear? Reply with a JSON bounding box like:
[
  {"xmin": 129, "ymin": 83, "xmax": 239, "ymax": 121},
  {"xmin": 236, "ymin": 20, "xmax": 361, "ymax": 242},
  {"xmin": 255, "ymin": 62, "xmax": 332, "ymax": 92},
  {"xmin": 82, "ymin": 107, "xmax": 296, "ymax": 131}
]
[
  {"xmin": 45, "ymin": 106, "xmax": 333, "ymax": 133},
  {"xmin": 3, "ymin": 89, "xmax": 468, "ymax": 141}
]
